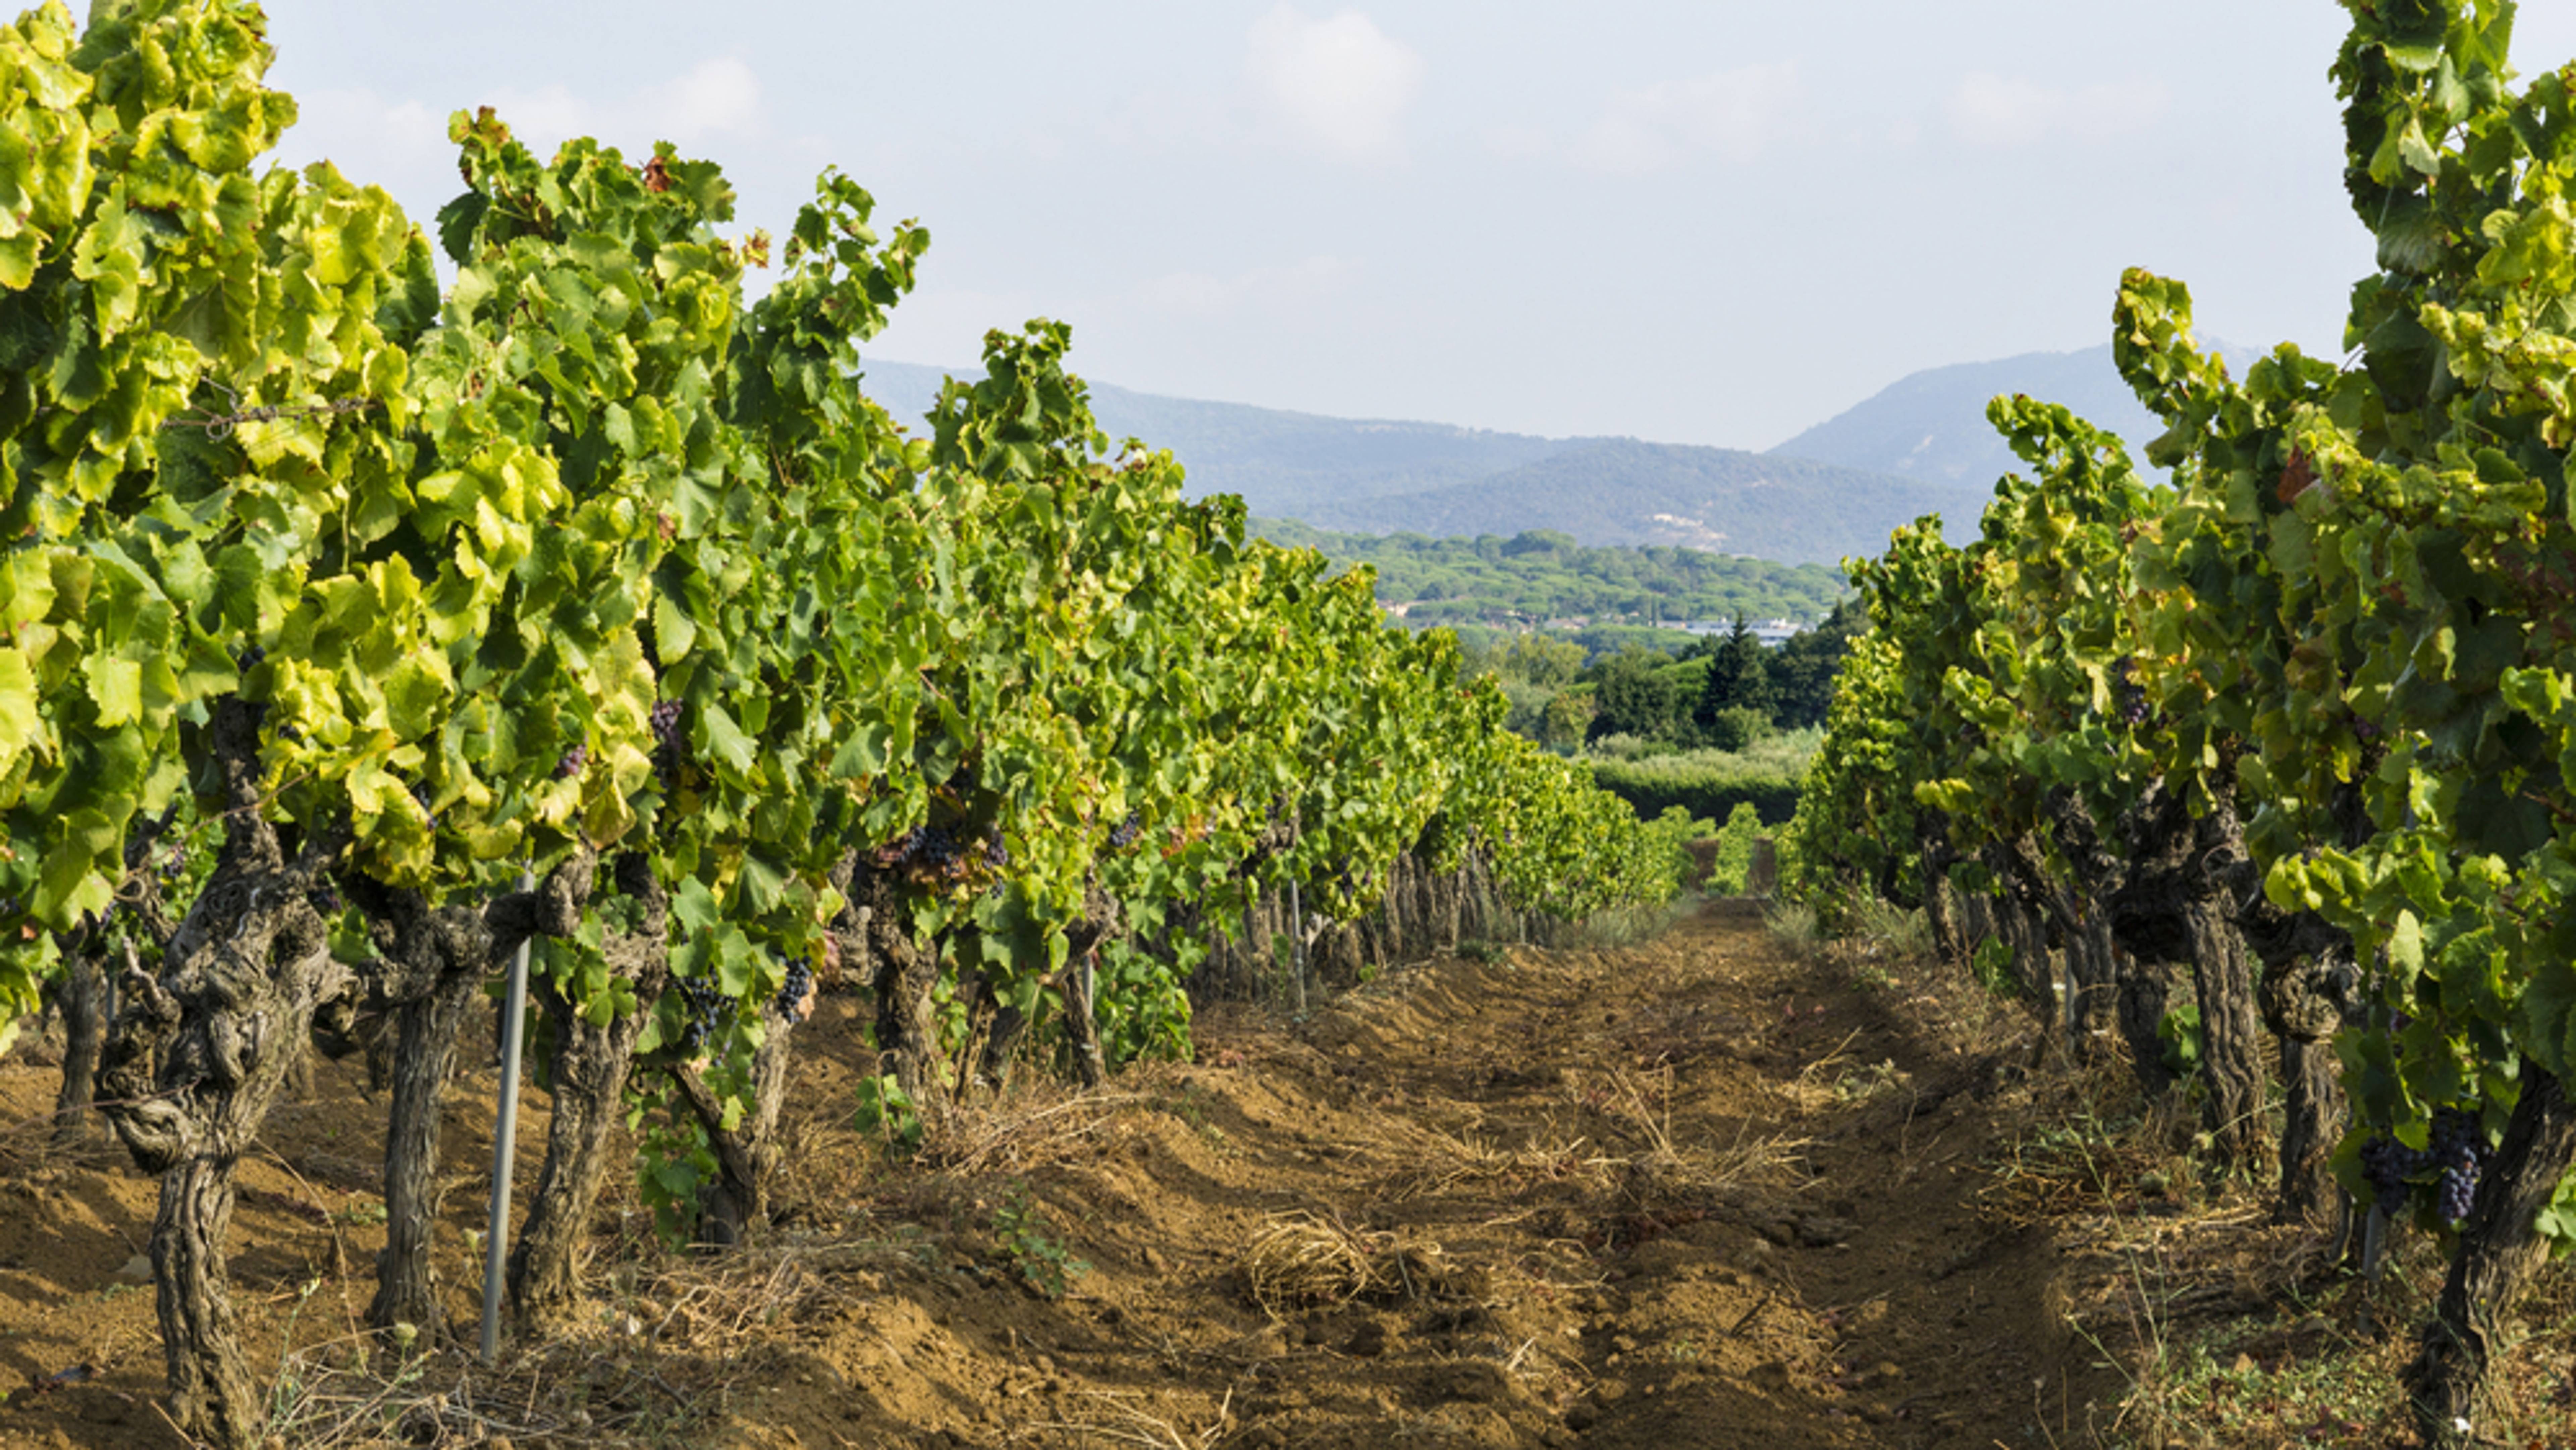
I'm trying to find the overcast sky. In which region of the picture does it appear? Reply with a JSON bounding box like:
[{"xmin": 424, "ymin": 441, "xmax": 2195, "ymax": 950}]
[{"xmin": 252, "ymin": 2, "xmax": 2576, "ymax": 452}]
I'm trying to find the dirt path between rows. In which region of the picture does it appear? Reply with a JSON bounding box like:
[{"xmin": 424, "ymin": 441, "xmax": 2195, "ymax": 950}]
[{"xmin": 0, "ymin": 901, "xmax": 2154, "ymax": 1449}]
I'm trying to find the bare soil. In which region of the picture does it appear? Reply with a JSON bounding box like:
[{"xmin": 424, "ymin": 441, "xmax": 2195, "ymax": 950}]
[{"xmin": 0, "ymin": 899, "xmax": 2555, "ymax": 1449}]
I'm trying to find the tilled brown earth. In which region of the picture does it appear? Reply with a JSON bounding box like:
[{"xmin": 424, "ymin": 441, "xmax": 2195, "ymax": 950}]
[{"xmin": 0, "ymin": 901, "xmax": 2136, "ymax": 1449}]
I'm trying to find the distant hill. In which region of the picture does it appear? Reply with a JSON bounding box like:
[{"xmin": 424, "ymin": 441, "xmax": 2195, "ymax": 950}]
[
  {"xmin": 857, "ymin": 357, "xmax": 1981, "ymax": 567},
  {"xmin": 1766, "ymin": 341, "xmax": 2239, "ymax": 486},
  {"xmin": 1294, "ymin": 438, "xmax": 1975, "ymax": 567},
  {"xmin": 857, "ymin": 358, "xmax": 1564, "ymax": 515}
]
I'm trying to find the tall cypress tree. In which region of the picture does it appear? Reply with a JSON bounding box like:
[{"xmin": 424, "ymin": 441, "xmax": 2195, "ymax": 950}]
[{"xmin": 1695, "ymin": 613, "xmax": 1775, "ymax": 728}]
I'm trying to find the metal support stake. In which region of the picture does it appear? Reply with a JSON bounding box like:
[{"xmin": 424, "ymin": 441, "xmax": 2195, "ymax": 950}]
[
  {"xmin": 1289, "ymin": 880, "xmax": 1307, "ymax": 1018},
  {"xmin": 480, "ymin": 867, "xmax": 536, "ymax": 1363}
]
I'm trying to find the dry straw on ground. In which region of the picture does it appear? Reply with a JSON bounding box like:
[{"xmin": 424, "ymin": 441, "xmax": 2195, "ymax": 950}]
[{"xmin": 1236, "ymin": 1210, "xmax": 1440, "ymax": 1316}]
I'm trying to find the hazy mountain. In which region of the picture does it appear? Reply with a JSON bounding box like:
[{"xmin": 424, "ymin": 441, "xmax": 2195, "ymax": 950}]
[
  {"xmin": 1296, "ymin": 439, "xmax": 1972, "ymax": 566},
  {"xmin": 1766, "ymin": 341, "xmax": 2238, "ymax": 486},
  {"xmin": 857, "ymin": 358, "xmax": 1565, "ymax": 515},
  {"xmin": 856, "ymin": 356, "xmax": 1982, "ymax": 566}
]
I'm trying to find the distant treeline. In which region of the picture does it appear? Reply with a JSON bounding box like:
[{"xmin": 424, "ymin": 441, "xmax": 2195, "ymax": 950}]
[{"xmin": 1251, "ymin": 518, "xmax": 1849, "ymax": 630}]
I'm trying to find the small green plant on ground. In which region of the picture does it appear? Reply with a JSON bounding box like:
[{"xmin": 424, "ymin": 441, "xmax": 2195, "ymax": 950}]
[
  {"xmin": 1845, "ymin": 895, "xmax": 1930, "ymax": 959},
  {"xmin": 2158, "ymin": 1003, "xmax": 2204, "ymax": 1082},
  {"xmin": 855, "ymin": 1073, "xmax": 925, "ymax": 1159},
  {"xmin": 1764, "ymin": 899, "xmax": 1820, "ymax": 955},
  {"xmin": 992, "ymin": 1185, "xmax": 1089, "ymax": 1299}
]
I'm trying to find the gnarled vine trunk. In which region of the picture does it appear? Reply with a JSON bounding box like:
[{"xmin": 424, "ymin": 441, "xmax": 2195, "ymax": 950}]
[
  {"xmin": 51, "ymin": 938, "xmax": 109, "ymax": 1146},
  {"xmin": 2179, "ymin": 892, "xmax": 2265, "ymax": 1172},
  {"xmin": 2258, "ymin": 944, "xmax": 2360, "ymax": 1228},
  {"xmin": 2404, "ymin": 1064, "xmax": 2576, "ymax": 1448},
  {"xmin": 675, "ymin": 996, "xmax": 797, "ymax": 1249},
  {"xmin": 344, "ymin": 888, "xmax": 489, "ymax": 1342},
  {"xmin": 506, "ymin": 851, "xmax": 658, "ymax": 1335},
  {"xmin": 855, "ymin": 860, "xmax": 946, "ymax": 1110},
  {"xmin": 96, "ymin": 698, "xmax": 346, "ymax": 1450}
]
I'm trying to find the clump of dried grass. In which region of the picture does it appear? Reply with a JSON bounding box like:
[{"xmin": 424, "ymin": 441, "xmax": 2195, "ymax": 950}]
[
  {"xmin": 260, "ymin": 1336, "xmax": 722, "ymax": 1450},
  {"xmin": 1351, "ymin": 1066, "xmax": 1809, "ymax": 1217},
  {"xmin": 1236, "ymin": 1210, "xmax": 1440, "ymax": 1316},
  {"xmin": 910, "ymin": 1086, "xmax": 1147, "ymax": 1177}
]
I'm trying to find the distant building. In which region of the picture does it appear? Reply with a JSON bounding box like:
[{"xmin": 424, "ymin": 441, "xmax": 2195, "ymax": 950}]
[{"xmin": 1671, "ymin": 618, "xmax": 1805, "ymax": 647}]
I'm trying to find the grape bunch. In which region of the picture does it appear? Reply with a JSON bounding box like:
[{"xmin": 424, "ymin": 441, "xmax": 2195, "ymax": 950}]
[
  {"xmin": 2358, "ymin": 1134, "xmax": 2429, "ymax": 1216},
  {"xmin": 982, "ymin": 828, "xmax": 1009, "ymax": 869},
  {"xmin": 307, "ymin": 880, "xmax": 343, "ymax": 917},
  {"xmin": 1107, "ymin": 813, "xmax": 1142, "ymax": 850},
  {"xmin": 237, "ymin": 644, "xmax": 266, "ymax": 671},
  {"xmin": 648, "ymin": 700, "xmax": 686, "ymax": 780},
  {"xmin": 2431, "ymin": 1107, "xmax": 2486, "ymax": 1225},
  {"xmin": 674, "ymin": 975, "xmax": 727, "ymax": 1055},
  {"xmin": 2358, "ymin": 1107, "xmax": 2490, "ymax": 1222},
  {"xmin": 2110, "ymin": 656, "xmax": 2149, "ymax": 728},
  {"xmin": 899, "ymin": 824, "xmax": 960, "ymax": 870},
  {"xmin": 553, "ymin": 742, "xmax": 589, "ymax": 781},
  {"xmin": 773, "ymin": 955, "xmax": 815, "ymax": 1019}
]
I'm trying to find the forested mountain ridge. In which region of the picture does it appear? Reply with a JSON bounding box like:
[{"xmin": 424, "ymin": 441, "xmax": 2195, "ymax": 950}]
[
  {"xmin": 1764, "ymin": 340, "xmax": 2236, "ymax": 486},
  {"xmin": 859, "ymin": 357, "xmax": 1981, "ymax": 565}
]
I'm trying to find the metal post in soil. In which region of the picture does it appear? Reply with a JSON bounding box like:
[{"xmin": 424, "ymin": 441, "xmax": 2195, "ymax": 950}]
[
  {"xmin": 1289, "ymin": 880, "xmax": 1307, "ymax": 1018},
  {"xmin": 480, "ymin": 868, "xmax": 535, "ymax": 1363}
]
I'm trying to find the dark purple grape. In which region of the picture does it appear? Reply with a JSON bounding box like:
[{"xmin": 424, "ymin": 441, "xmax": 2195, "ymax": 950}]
[
  {"xmin": 904, "ymin": 825, "xmax": 959, "ymax": 869},
  {"xmin": 648, "ymin": 700, "xmax": 685, "ymax": 751},
  {"xmin": 1108, "ymin": 813, "xmax": 1142, "ymax": 850},
  {"xmin": 307, "ymin": 881, "xmax": 343, "ymax": 917},
  {"xmin": 674, "ymin": 974, "xmax": 727, "ymax": 1054},
  {"xmin": 648, "ymin": 700, "xmax": 687, "ymax": 783},
  {"xmin": 2358, "ymin": 1133, "xmax": 2427, "ymax": 1217},
  {"xmin": 983, "ymin": 829, "xmax": 1009, "ymax": 869},
  {"xmin": 2437, "ymin": 1159, "xmax": 2479, "ymax": 1223},
  {"xmin": 773, "ymin": 956, "xmax": 815, "ymax": 1018},
  {"xmin": 237, "ymin": 644, "xmax": 266, "ymax": 671},
  {"xmin": 553, "ymin": 742, "xmax": 589, "ymax": 780}
]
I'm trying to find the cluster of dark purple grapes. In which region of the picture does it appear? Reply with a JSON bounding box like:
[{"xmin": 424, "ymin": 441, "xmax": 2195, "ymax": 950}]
[
  {"xmin": 2431, "ymin": 1108, "xmax": 2485, "ymax": 1223},
  {"xmin": 648, "ymin": 700, "xmax": 686, "ymax": 781},
  {"xmin": 773, "ymin": 956, "xmax": 815, "ymax": 1018},
  {"xmin": 982, "ymin": 828, "xmax": 1009, "ymax": 869},
  {"xmin": 897, "ymin": 824, "xmax": 960, "ymax": 869},
  {"xmin": 307, "ymin": 881, "xmax": 343, "ymax": 917},
  {"xmin": 552, "ymin": 742, "xmax": 589, "ymax": 781},
  {"xmin": 2359, "ymin": 1107, "xmax": 2488, "ymax": 1222},
  {"xmin": 674, "ymin": 974, "xmax": 727, "ymax": 1055},
  {"xmin": 2358, "ymin": 1134, "xmax": 2428, "ymax": 1216},
  {"xmin": 2110, "ymin": 657, "xmax": 2149, "ymax": 727},
  {"xmin": 237, "ymin": 644, "xmax": 266, "ymax": 671},
  {"xmin": 157, "ymin": 845, "xmax": 186, "ymax": 882},
  {"xmin": 0, "ymin": 896, "xmax": 20, "ymax": 919},
  {"xmin": 1107, "ymin": 813, "xmax": 1142, "ymax": 850}
]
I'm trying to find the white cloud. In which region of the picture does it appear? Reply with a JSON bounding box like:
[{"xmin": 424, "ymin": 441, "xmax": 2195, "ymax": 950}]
[
  {"xmin": 1575, "ymin": 62, "xmax": 1803, "ymax": 174},
  {"xmin": 664, "ymin": 58, "xmax": 763, "ymax": 140},
  {"xmin": 1946, "ymin": 72, "xmax": 2168, "ymax": 148},
  {"xmin": 1245, "ymin": 5, "xmax": 1424, "ymax": 160}
]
